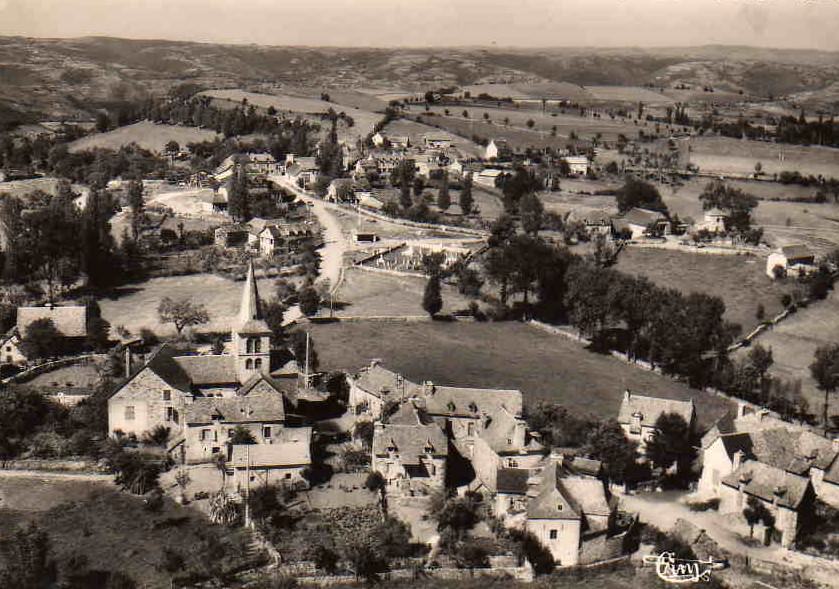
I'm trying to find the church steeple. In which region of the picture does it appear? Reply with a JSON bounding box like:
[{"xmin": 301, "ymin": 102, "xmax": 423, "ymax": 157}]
[{"xmin": 232, "ymin": 261, "xmax": 271, "ymax": 383}]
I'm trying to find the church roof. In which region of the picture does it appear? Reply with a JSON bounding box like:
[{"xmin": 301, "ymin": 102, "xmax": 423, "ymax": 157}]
[{"xmin": 236, "ymin": 262, "xmax": 271, "ymax": 335}]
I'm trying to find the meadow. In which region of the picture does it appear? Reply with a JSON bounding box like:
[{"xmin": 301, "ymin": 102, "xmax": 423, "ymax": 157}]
[
  {"xmin": 67, "ymin": 121, "xmax": 219, "ymax": 153},
  {"xmin": 302, "ymin": 320, "xmax": 732, "ymax": 429},
  {"xmin": 687, "ymin": 136, "xmax": 839, "ymax": 178},
  {"xmin": 380, "ymin": 118, "xmax": 484, "ymax": 158}
]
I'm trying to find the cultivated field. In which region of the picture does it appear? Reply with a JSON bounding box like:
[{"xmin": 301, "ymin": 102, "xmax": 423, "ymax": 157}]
[
  {"xmin": 302, "ymin": 320, "xmax": 732, "ymax": 428},
  {"xmin": 99, "ymin": 273, "xmax": 275, "ymax": 336},
  {"xmin": 334, "ymin": 267, "xmax": 472, "ymax": 317},
  {"xmin": 584, "ymin": 85, "xmax": 675, "ymax": 105},
  {"xmin": 746, "ymin": 287, "xmax": 839, "ymax": 415},
  {"xmin": 67, "ymin": 121, "xmax": 219, "ymax": 153},
  {"xmin": 615, "ymin": 248, "xmax": 790, "ymax": 333},
  {"xmin": 686, "ymin": 136, "xmax": 839, "ymax": 178}
]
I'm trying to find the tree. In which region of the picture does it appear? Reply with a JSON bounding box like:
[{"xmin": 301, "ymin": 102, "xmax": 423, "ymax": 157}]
[
  {"xmin": 391, "ymin": 159, "xmax": 415, "ymax": 210},
  {"xmin": 810, "ymin": 344, "xmax": 839, "ymax": 434},
  {"xmin": 164, "ymin": 140, "xmax": 180, "ymax": 154},
  {"xmin": 0, "ymin": 523, "xmax": 57, "ymax": 589},
  {"xmin": 85, "ymin": 316, "xmax": 111, "ymax": 352},
  {"xmin": 435, "ymin": 495, "xmax": 480, "ymax": 540},
  {"xmin": 519, "ymin": 192, "xmax": 544, "ymax": 236},
  {"xmin": 354, "ymin": 420, "xmax": 375, "ymax": 449},
  {"xmin": 298, "ymin": 283, "xmax": 321, "ymax": 317},
  {"xmin": 142, "ymin": 425, "xmax": 170, "ymax": 447},
  {"xmin": 437, "ymin": 171, "xmax": 451, "ymax": 211},
  {"xmin": 698, "ymin": 180, "xmax": 759, "ymax": 236},
  {"xmin": 157, "ymin": 297, "xmax": 209, "ymax": 335},
  {"xmin": 501, "ymin": 166, "xmax": 541, "ymax": 213},
  {"xmin": 291, "ymin": 331, "xmax": 319, "ymax": 373},
  {"xmin": 19, "ymin": 318, "xmax": 62, "ymax": 361},
  {"xmin": 262, "ymin": 298, "xmax": 286, "ymax": 341},
  {"xmin": 460, "ymin": 174, "xmax": 474, "ymax": 215},
  {"xmin": 615, "ymin": 177, "xmax": 668, "ymax": 214},
  {"xmin": 227, "ymin": 167, "xmax": 250, "ymax": 222},
  {"xmin": 743, "ymin": 495, "xmax": 773, "ymax": 539},
  {"xmin": 126, "ymin": 179, "xmax": 144, "ymax": 241},
  {"xmin": 229, "ymin": 425, "xmax": 256, "ymax": 445},
  {"xmin": 95, "ymin": 111, "xmax": 110, "ymax": 133},
  {"xmin": 583, "ymin": 420, "xmax": 639, "ymax": 484},
  {"xmin": 526, "ymin": 119, "xmax": 535, "ymax": 129},
  {"xmin": 644, "ymin": 412, "xmax": 694, "ymax": 475},
  {"xmin": 422, "ymin": 273, "xmax": 443, "ymax": 317}
]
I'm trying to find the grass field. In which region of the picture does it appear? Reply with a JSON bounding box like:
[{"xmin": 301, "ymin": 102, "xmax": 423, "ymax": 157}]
[
  {"xmin": 381, "ymin": 118, "xmax": 484, "ymax": 158},
  {"xmin": 99, "ymin": 273, "xmax": 274, "ymax": 336},
  {"xmin": 585, "ymin": 85, "xmax": 675, "ymax": 105},
  {"xmin": 67, "ymin": 121, "xmax": 219, "ymax": 153},
  {"xmin": 687, "ymin": 136, "xmax": 839, "ymax": 178},
  {"xmin": 615, "ymin": 248, "xmax": 790, "ymax": 334},
  {"xmin": 334, "ymin": 267, "xmax": 472, "ymax": 317},
  {"xmin": 25, "ymin": 363, "xmax": 102, "ymax": 389},
  {"xmin": 301, "ymin": 321, "xmax": 732, "ymax": 428},
  {"xmin": 745, "ymin": 287, "xmax": 839, "ymax": 416}
]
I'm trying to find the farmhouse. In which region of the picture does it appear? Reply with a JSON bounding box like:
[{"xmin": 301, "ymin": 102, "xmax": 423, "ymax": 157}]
[
  {"xmin": 617, "ymin": 390, "xmax": 695, "ymax": 451},
  {"xmin": 214, "ymin": 224, "xmax": 250, "ymax": 248},
  {"xmin": 475, "ymin": 168, "xmax": 504, "ymax": 187},
  {"xmin": 718, "ymin": 459, "xmax": 815, "ymax": 548},
  {"xmin": 766, "ymin": 244, "xmax": 816, "ymax": 279},
  {"xmin": 285, "ymin": 155, "xmax": 319, "ymax": 189},
  {"xmin": 3, "ymin": 305, "xmax": 89, "ymax": 364},
  {"xmin": 696, "ymin": 208, "xmax": 728, "ymax": 233},
  {"xmin": 372, "ymin": 403, "xmax": 448, "ymax": 495},
  {"xmin": 347, "ymin": 360, "xmax": 422, "ymax": 419},
  {"xmin": 563, "ymin": 156, "xmax": 590, "ymax": 176},
  {"xmin": 257, "ymin": 223, "xmax": 314, "ymax": 257},
  {"xmin": 612, "ymin": 208, "xmax": 669, "ymax": 239},
  {"xmin": 326, "ymin": 178, "xmax": 356, "ymax": 203},
  {"xmin": 486, "ymin": 139, "xmax": 511, "ymax": 161},
  {"xmin": 567, "ymin": 208, "xmax": 612, "ymax": 237},
  {"xmin": 424, "ymin": 134, "xmax": 452, "ymax": 149}
]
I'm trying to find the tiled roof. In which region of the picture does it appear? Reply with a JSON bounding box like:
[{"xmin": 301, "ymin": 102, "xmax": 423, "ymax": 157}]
[
  {"xmin": 721, "ymin": 460, "xmax": 811, "ymax": 510},
  {"xmin": 423, "ymin": 385, "xmax": 523, "ymax": 419},
  {"xmin": 617, "ymin": 391, "xmax": 695, "ymax": 427},
  {"xmin": 17, "ymin": 305, "xmax": 86, "ymax": 337},
  {"xmin": 185, "ymin": 394, "xmax": 285, "ymax": 425},
  {"xmin": 780, "ymin": 245, "xmax": 814, "ymax": 261},
  {"xmin": 173, "ymin": 355, "xmax": 238, "ymax": 386},
  {"xmin": 230, "ymin": 428, "xmax": 311, "ymax": 467},
  {"xmin": 527, "ymin": 460, "xmax": 611, "ymax": 522},
  {"xmin": 623, "ymin": 207, "xmax": 666, "ymax": 227},
  {"xmin": 372, "ymin": 422, "xmax": 448, "ymax": 463}
]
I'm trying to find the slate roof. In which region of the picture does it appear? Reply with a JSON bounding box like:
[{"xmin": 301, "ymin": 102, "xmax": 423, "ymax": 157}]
[
  {"xmin": 423, "ymin": 385, "xmax": 523, "ymax": 419},
  {"xmin": 622, "ymin": 208, "xmax": 667, "ymax": 227},
  {"xmin": 749, "ymin": 427, "xmax": 838, "ymax": 475},
  {"xmin": 617, "ymin": 391, "xmax": 695, "ymax": 427},
  {"xmin": 185, "ymin": 394, "xmax": 285, "ymax": 425},
  {"xmin": 351, "ymin": 363, "xmax": 423, "ymax": 402},
  {"xmin": 721, "ymin": 460, "xmax": 811, "ymax": 510},
  {"xmin": 372, "ymin": 422, "xmax": 448, "ymax": 463},
  {"xmin": 479, "ymin": 406, "xmax": 541, "ymax": 454},
  {"xmin": 719, "ymin": 433, "xmax": 754, "ymax": 460},
  {"xmin": 563, "ymin": 456, "xmax": 602, "ymax": 477},
  {"xmin": 230, "ymin": 428, "xmax": 311, "ymax": 467},
  {"xmin": 780, "ymin": 245, "xmax": 815, "ymax": 262},
  {"xmin": 143, "ymin": 345, "xmax": 193, "ymax": 392},
  {"xmin": 235, "ymin": 262, "xmax": 271, "ymax": 335},
  {"xmin": 17, "ymin": 305, "xmax": 87, "ymax": 337},
  {"xmin": 497, "ymin": 468, "xmax": 531, "ymax": 494},
  {"xmin": 527, "ymin": 461, "xmax": 611, "ymax": 522},
  {"xmin": 237, "ymin": 372, "xmax": 287, "ymax": 398},
  {"xmin": 173, "ymin": 355, "xmax": 238, "ymax": 386}
]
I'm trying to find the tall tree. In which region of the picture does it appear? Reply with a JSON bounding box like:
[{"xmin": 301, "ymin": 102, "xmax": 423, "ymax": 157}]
[
  {"xmin": 422, "ymin": 273, "xmax": 443, "ymax": 318},
  {"xmin": 810, "ymin": 344, "xmax": 839, "ymax": 434},
  {"xmin": 459, "ymin": 174, "xmax": 474, "ymax": 215},
  {"xmin": 437, "ymin": 171, "xmax": 451, "ymax": 211},
  {"xmin": 644, "ymin": 412, "xmax": 694, "ymax": 475},
  {"xmin": 227, "ymin": 166, "xmax": 250, "ymax": 222},
  {"xmin": 519, "ymin": 192, "xmax": 544, "ymax": 236},
  {"xmin": 615, "ymin": 177, "xmax": 668, "ymax": 213},
  {"xmin": 80, "ymin": 188, "xmax": 118, "ymax": 287},
  {"xmin": 126, "ymin": 179, "xmax": 144, "ymax": 241}
]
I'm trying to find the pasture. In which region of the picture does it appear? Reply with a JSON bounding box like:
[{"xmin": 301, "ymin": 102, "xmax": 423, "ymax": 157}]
[
  {"xmin": 687, "ymin": 136, "xmax": 839, "ymax": 179},
  {"xmin": 380, "ymin": 117, "xmax": 484, "ymax": 158},
  {"xmin": 67, "ymin": 121, "xmax": 219, "ymax": 153},
  {"xmin": 746, "ymin": 287, "xmax": 839, "ymax": 415},
  {"xmin": 302, "ymin": 320, "xmax": 732, "ymax": 428},
  {"xmin": 99, "ymin": 273, "xmax": 275, "ymax": 336},
  {"xmin": 585, "ymin": 85, "xmax": 675, "ymax": 105},
  {"xmin": 615, "ymin": 247, "xmax": 790, "ymax": 334},
  {"xmin": 334, "ymin": 267, "xmax": 472, "ymax": 317}
]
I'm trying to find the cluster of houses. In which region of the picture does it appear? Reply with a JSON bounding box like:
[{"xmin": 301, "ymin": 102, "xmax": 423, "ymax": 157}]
[
  {"xmin": 348, "ymin": 362, "xmax": 635, "ymax": 566},
  {"xmin": 107, "ymin": 264, "xmax": 311, "ymax": 490},
  {"xmin": 214, "ymin": 215, "xmax": 316, "ymax": 258}
]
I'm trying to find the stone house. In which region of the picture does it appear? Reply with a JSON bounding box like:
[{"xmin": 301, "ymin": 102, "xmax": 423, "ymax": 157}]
[
  {"xmin": 526, "ymin": 459, "xmax": 615, "ymax": 566},
  {"xmin": 563, "ymin": 156, "xmax": 590, "ymax": 176},
  {"xmin": 257, "ymin": 223, "xmax": 313, "ymax": 257},
  {"xmin": 696, "ymin": 208, "xmax": 728, "ymax": 233},
  {"xmin": 0, "ymin": 329, "xmax": 26, "ymax": 365},
  {"xmin": 7, "ymin": 304, "xmax": 89, "ymax": 363},
  {"xmin": 347, "ymin": 360, "xmax": 423, "ymax": 419},
  {"xmin": 371, "ymin": 404, "xmax": 448, "ymax": 495},
  {"xmin": 229, "ymin": 427, "xmax": 312, "ymax": 490},
  {"xmin": 766, "ymin": 245, "xmax": 816, "ymax": 279},
  {"xmin": 718, "ymin": 459, "xmax": 815, "ymax": 548},
  {"xmin": 617, "ymin": 390, "xmax": 695, "ymax": 451},
  {"xmin": 612, "ymin": 208, "xmax": 669, "ymax": 239}
]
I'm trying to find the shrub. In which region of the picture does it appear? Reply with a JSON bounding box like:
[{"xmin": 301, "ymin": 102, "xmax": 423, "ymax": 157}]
[
  {"xmin": 687, "ymin": 497, "xmax": 720, "ymax": 512},
  {"xmin": 364, "ymin": 471, "xmax": 385, "ymax": 492}
]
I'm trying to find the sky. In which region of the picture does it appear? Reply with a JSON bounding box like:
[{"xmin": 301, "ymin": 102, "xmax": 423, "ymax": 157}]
[{"xmin": 0, "ymin": 0, "xmax": 838, "ymax": 51}]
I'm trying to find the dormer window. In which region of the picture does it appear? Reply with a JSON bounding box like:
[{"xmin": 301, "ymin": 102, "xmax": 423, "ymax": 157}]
[
  {"xmin": 630, "ymin": 412, "xmax": 642, "ymax": 434},
  {"xmin": 424, "ymin": 442, "xmax": 434, "ymax": 454},
  {"xmin": 447, "ymin": 401, "xmax": 456, "ymax": 412},
  {"xmin": 468, "ymin": 401, "xmax": 478, "ymax": 413}
]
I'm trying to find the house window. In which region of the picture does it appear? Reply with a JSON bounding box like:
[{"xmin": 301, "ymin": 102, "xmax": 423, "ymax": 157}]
[
  {"xmin": 246, "ymin": 339, "xmax": 254, "ymax": 353},
  {"xmin": 165, "ymin": 407, "xmax": 176, "ymax": 422},
  {"xmin": 201, "ymin": 429, "xmax": 210, "ymax": 441},
  {"xmin": 508, "ymin": 459, "xmax": 518, "ymax": 468},
  {"xmin": 284, "ymin": 473, "xmax": 292, "ymax": 479},
  {"xmin": 246, "ymin": 359, "xmax": 253, "ymax": 370},
  {"xmin": 163, "ymin": 391, "xmax": 171, "ymax": 401},
  {"xmin": 253, "ymin": 339, "xmax": 261, "ymax": 353},
  {"xmin": 467, "ymin": 422, "xmax": 475, "ymax": 437},
  {"xmin": 228, "ymin": 429, "xmax": 235, "ymax": 438},
  {"xmin": 549, "ymin": 530, "xmax": 558, "ymax": 540},
  {"xmin": 556, "ymin": 504, "xmax": 563, "ymax": 511},
  {"xmin": 5, "ymin": 346, "xmax": 10, "ymax": 352},
  {"xmin": 254, "ymin": 358, "xmax": 262, "ymax": 369},
  {"xmin": 124, "ymin": 406, "xmax": 135, "ymax": 421},
  {"xmin": 263, "ymin": 426, "xmax": 272, "ymax": 439}
]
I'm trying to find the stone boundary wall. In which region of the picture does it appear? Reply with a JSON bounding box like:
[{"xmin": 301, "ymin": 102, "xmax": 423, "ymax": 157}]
[{"xmin": 5, "ymin": 354, "xmax": 100, "ymax": 385}]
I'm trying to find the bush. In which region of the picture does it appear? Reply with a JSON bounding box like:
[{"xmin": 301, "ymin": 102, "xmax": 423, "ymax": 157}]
[
  {"xmin": 364, "ymin": 471, "xmax": 385, "ymax": 492},
  {"xmin": 687, "ymin": 497, "xmax": 720, "ymax": 512}
]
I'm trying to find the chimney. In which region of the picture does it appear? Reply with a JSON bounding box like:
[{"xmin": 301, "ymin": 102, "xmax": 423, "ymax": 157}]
[
  {"xmin": 737, "ymin": 401, "xmax": 749, "ymax": 418},
  {"xmin": 124, "ymin": 347, "xmax": 131, "ymax": 379},
  {"xmin": 623, "ymin": 389, "xmax": 631, "ymax": 402},
  {"xmin": 732, "ymin": 449, "xmax": 744, "ymax": 470}
]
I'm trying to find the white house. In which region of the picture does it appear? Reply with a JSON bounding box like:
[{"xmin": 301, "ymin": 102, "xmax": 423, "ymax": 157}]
[
  {"xmin": 564, "ymin": 156, "xmax": 590, "ymax": 176},
  {"xmin": 485, "ymin": 139, "xmax": 511, "ymax": 161},
  {"xmin": 612, "ymin": 208, "xmax": 669, "ymax": 239},
  {"xmin": 475, "ymin": 168, "xmax": 504, "ymax": 188},
  {"xmin": 696, "ymin": 208, "xmax": 728, "ymax": 233},
  {"xmin": 766, "ymin": 245, "xmax": 816, "ymax": 279}
]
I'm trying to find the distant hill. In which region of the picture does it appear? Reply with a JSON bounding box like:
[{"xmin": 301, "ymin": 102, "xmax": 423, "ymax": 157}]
[{"xmin": 1, "ymin": 36, "xmax": 838, "ymax": 125}]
